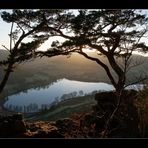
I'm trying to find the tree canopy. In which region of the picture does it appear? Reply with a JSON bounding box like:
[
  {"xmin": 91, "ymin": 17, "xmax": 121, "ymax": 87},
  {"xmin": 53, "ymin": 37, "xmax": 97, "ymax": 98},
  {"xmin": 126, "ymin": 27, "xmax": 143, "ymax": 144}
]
[
  {"xmin": 0, "ymin": 9, "xmax": 64, "ymax": 64},
  {"xmin": 0, "ymin": 9, "xmax": 64, "ymax": 93},
  {"xmin": 41, "ymin": 9, "xmax": 148, "ymax": 93},
  {"xmin": 1, "ymin": 9, "xmax": 148, "ymax": 94}
]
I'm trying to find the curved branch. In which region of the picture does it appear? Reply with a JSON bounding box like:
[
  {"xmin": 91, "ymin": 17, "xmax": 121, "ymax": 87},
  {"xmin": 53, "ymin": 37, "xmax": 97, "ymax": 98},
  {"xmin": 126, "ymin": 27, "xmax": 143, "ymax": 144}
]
[
  {"xmin": 47, "ymin": 26, "xmax": 75, "ymax": 40},
  {"xmin": 125, "ymin": 77, "xmax": 148, "ymax": 88},
  {"xmin": 77, "ymin": 51, "xmax": 117, "ymax": 88},
  {"xmin": 17, "ymin": 23, "xmax": 25, "ymax": 34},
  {"xmin": 88, "ymin": 43, "xmax": 108, "ymax": 55},
  {"xmin": 2, "ymin": 45, "xmax": 10, "ymax": 53},
  {"xmin": 12, "ymin": 22, "xmax": 46, "ymax": 55}
]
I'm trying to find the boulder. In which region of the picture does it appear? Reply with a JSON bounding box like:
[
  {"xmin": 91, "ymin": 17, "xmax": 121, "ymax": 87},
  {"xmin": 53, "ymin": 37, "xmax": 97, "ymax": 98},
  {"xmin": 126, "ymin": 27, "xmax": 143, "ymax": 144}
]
[
  {"xmin": 0, "ymin": 113, "xmax": 26, "ymax": 137},
  {"xmin": 55, "ymin": 118, "xmax": 78, "ymax": 134},
  {"xmin": 79, "ymin": 113, "xmax": 105, "ymax": 137}
]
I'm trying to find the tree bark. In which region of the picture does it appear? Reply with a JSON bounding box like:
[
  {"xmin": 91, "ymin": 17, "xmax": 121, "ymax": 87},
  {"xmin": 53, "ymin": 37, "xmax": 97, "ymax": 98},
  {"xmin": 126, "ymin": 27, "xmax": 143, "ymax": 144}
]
[{"xmin": 0, "ymin": 61, "xmax": 14, "ymax": 94}]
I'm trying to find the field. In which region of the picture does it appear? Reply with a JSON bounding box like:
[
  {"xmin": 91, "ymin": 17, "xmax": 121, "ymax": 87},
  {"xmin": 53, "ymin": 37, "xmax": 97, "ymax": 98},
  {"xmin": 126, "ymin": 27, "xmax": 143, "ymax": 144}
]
[{"xmin": 24, "ymin": 94, "xmax": 97, "ymax": 121}]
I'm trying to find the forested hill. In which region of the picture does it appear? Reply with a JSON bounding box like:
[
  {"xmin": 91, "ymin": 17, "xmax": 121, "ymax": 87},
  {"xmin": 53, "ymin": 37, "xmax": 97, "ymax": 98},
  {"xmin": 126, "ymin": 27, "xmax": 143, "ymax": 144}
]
[{"xmin": 0, "ymin": 49, "xmax": 148, "ymax": 96}]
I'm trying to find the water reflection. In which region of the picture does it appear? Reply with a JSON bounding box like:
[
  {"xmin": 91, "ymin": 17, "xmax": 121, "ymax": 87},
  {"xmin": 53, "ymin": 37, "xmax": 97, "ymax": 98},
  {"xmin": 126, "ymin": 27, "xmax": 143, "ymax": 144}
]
[
  {"xmin": 4, "ymin": 78, "xmax": 142, "ymax": 113},
  {"xmin": 4, "ymin": 101, "xmax": 59, "ymax": 113},
  {"xmin": 4, "ymin": 90, "xmax": 101, "ymax": 113}
]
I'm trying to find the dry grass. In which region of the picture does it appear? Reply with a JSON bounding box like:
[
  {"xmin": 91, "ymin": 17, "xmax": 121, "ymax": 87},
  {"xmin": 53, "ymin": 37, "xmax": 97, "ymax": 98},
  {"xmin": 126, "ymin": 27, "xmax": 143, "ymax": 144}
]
[
  {"xmin": 24, "ymin": 94, "xmax": 96, "ymax": 121},
  {"xmin": 135, "ymin": 84, "xmax": 148, "ymax": 137}
]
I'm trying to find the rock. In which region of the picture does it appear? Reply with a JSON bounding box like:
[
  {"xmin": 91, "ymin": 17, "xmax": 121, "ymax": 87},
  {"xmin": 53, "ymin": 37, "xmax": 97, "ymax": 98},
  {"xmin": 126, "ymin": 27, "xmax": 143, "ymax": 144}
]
[
  {"xmin": 14, "ymin": 120, "xmax": 26, "ymax": 133},
  {"xmin": 26, "ymin": 122, "xmax": 42, "ymax": 132},
  {"xmin": 0, "ymin": 113, "xmax": 26, "ymax": 137},
  {"xmin": 54, "ymin": 118, "xmax": 80, "ymax": 138},
  {"xmin": 24, "ymin": 121, "xmax": 64, "ymax": 138},
  {"xmin": 80, "ymin": 113, "xmax": 105, "ymax": 137},
  {"xmin": 0, "ymin": 89, "xmax": 140, "ymax": 138},
  {"xmin": 32, "ymin": 124, "xmax": 64, "ymax": 138},
  {"xmin": 55, "ymin": 118, "xmax": 78, "ymax": 134},
  {"xmin": 80, "ymin": 113, "xmax": 97, "ymax": 128},
  {"xmin": 93, "ymin": 90, "xmax": 140, "ymax": 137}
]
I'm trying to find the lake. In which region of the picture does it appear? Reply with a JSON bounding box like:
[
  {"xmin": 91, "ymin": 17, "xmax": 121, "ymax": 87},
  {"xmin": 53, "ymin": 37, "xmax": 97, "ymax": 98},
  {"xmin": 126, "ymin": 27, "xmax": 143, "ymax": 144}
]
[{"xmin": 3, "ymin": 78, "xmax": 142, "ymax": 113}]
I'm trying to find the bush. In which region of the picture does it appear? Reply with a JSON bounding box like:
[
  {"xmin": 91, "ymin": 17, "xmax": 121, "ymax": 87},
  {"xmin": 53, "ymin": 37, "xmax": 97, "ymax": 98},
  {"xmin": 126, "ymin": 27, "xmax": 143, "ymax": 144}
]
[{"xmin": 136, "ymin": 83, "xmax": 148, "ymax": 137}]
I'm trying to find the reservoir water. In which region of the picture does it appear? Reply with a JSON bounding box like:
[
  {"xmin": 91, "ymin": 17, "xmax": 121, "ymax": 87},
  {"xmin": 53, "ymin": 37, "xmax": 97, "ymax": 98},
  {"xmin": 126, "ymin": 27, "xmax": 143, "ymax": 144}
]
[{"xmin": 3, "ymin": 78, "xmax": 142, "ymax": 113}]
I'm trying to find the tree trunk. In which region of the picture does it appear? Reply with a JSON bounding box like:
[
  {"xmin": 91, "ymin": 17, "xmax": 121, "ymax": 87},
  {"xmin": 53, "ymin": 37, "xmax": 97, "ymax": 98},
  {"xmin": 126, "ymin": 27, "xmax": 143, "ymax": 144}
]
[
  {"xmin": 101, "ymin": 84, "xmax": 124, "ymax": 138},
  {"xmin": 0, "ymin": 62, "xmax": 13, "ymax": 94}
]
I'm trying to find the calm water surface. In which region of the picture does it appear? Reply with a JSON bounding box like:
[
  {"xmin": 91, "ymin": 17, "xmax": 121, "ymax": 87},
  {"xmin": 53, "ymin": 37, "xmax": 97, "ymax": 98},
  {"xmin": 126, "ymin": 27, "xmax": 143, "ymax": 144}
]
[{"xmin": 3, "ymin": 78, "xmax": 142, "ymax": 113}]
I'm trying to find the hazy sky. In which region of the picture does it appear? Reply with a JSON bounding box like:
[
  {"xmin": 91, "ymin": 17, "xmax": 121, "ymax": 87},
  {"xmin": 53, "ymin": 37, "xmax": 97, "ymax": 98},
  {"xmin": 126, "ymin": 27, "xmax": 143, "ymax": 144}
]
[
  {"xmin": 0, "ymin": 10, "xmax": 148, "ymax": 57},
  {"xmin": 0, "ymin": 16, "xmax": 11, "ymax": 50},
  {"xmin": 0, "ymin": 15, "xmax": 66, "ymax": 51}
]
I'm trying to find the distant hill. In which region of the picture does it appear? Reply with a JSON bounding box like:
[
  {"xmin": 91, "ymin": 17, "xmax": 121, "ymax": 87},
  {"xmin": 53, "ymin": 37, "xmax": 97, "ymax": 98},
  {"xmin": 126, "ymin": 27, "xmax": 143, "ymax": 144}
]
[
  {"xmin": 0, "ymin": 49, "xmax": 148, "ymax": 96},
  {"xmin": 0, "ymin": 49, "xmax": 9, "ymax": 60}
]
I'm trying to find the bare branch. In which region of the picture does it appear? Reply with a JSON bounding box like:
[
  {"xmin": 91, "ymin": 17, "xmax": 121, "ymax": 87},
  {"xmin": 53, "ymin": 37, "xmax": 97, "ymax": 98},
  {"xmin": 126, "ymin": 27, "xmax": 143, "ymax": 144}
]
[
  {"xmin": 10, "ymin": 22, "xmax": 14, "ymax": 52},
  {"xmin": 126, "ymin": 57, "xmax": 145, "ymax": 72},
  {"xmin": 2, "ymin": 45, "xmax": 10, "ymax": 53},
  {"xmin": 88, "ymin": 43, "xmax": 108, "ymax": 55},
  {"xmin": 125, "ymin": 77, "xmax": 148, "ymax": 88},
  {"xmin": 17, "ymin": 23, "xmax": 25, "ymax": 35}
]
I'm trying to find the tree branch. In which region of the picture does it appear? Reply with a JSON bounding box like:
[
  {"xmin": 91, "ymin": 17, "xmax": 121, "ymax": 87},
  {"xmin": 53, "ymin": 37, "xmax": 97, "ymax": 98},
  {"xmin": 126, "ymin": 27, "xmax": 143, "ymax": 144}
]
[
  {"xmin": 77, "ymin": 50, "xmax": 117, "ymax": 88},
  {"xmin": 2, "ymin": 45, "xmax": 10, "ymax": 53},
  {"xmin": 12, "ymin": 21, "xmax": 46, "ymax": 56},
  {"xmin": 17, "ymin": 23, "xmax": 25, "ymax": 34},
  {"xmin": 124, "ymin": 77, "xmax": 148, "ymax": 88},
  {"xmin": 10, "ymin": 22, "xmax": 14, "ymax": 52},
  {"xmin": 47, "ymin": 26, "xmax": 75, "ymax": 40},
  {"xmin": 88, "ymin": 43, "xmax": 108, "ymax": 55}
]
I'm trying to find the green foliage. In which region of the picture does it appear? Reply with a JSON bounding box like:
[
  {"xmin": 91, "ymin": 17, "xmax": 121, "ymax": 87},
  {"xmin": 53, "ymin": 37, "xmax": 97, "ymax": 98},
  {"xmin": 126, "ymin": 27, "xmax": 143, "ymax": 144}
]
[{"xmin": 0, "ymin": 9, "xmax": 64, "ymax": 65}]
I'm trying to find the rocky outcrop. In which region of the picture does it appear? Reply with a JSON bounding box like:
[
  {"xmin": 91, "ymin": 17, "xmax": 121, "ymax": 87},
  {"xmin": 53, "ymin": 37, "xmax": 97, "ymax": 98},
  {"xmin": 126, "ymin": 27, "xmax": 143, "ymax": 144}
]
[
  {"xmin": 0, "ymin": 90, "xmax": 141, "ymax": 138},
  {"xmin": 55, "ymin": 118, "xmax": 78, "ymax": 132},
  {"xmin": 93, "ymin": 90, "xmax": 140, "ymax": 138},
  {"xmin": 79, "ymin": 113, "xmax": 105, "ymax": 137},
  {"xmin": 29, "ymin": 125, "xmax": 63, "ymax": 137},
  {"xmin": 0, "ymin": 113, "xmax": 26, "ymax": 137},
  {"xmin": 0, "ymin": 114, "xmax": 80, "ymax": 138},
  {"xmin": 25, "ymin": 121, "xmax": 64, "ymax": 138}
]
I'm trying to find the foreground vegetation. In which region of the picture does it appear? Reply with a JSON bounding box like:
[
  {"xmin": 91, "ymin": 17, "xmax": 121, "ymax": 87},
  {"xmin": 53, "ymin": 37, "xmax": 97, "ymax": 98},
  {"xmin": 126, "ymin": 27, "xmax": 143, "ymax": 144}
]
[{"xmin": 1, "ymin": 88, "xmax": 148, "ymax": 138}]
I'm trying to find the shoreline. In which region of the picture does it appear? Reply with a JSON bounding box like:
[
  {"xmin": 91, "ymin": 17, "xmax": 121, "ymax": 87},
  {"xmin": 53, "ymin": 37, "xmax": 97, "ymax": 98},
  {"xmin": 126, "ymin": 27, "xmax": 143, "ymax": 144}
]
[{"xmin": 0, "ymin": 91, "xmax": 97, "ymax": 121}]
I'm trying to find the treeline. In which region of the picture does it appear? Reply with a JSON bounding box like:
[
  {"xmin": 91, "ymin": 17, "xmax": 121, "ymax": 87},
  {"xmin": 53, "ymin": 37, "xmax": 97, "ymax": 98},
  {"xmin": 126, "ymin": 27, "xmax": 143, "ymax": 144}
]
[{"xmin": 4, "ymin": 90, "xmax": 102, "ymax": 113}]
